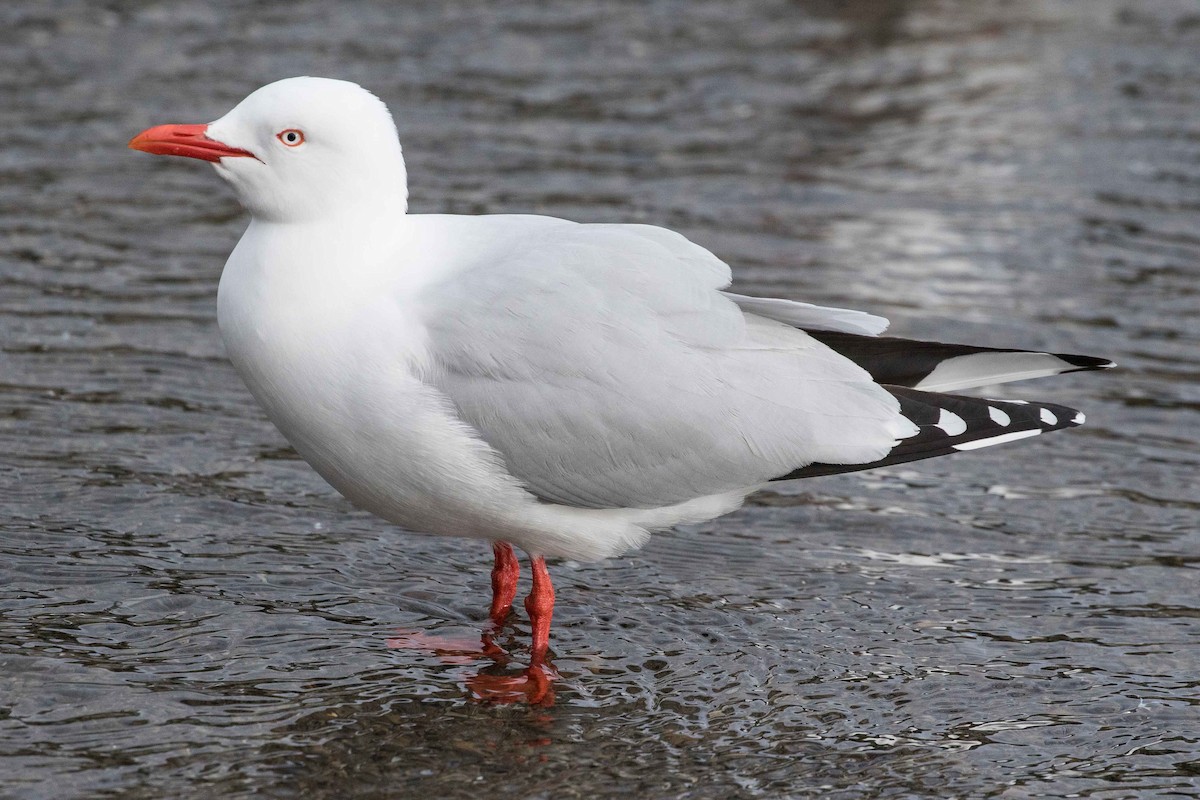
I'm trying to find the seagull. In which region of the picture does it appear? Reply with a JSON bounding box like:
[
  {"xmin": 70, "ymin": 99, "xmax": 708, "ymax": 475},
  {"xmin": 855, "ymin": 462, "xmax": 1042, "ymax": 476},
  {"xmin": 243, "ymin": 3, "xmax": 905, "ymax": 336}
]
[{"xmin": 130, "ymin": 77, "xmax": 1112, "ymax": 691}]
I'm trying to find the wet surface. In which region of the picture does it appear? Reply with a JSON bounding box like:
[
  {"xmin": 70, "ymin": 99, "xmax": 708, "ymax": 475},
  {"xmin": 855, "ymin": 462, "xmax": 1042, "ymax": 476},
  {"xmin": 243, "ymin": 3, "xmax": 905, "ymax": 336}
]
[{"xmin": 2, "ymin": 0, "xmax": 1198, "ymax": 797}]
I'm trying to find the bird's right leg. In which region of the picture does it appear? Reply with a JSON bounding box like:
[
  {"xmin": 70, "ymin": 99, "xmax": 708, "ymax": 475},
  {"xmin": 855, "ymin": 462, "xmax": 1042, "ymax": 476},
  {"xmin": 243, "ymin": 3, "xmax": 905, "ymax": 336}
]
[
  {"xmin": 489, "ymin": 541, "xmax": 520, "ymax": 626},
  {"xmin": 524, "ymin": 555, "xmax": 555, "ymax": 669}
]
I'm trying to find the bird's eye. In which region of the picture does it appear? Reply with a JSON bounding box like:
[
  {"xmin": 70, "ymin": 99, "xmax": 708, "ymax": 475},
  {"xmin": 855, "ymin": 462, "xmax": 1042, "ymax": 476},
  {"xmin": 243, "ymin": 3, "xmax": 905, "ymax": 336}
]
[{"xmin": 277, "ymin": 129, "xmax": 305, "ymax": 147}]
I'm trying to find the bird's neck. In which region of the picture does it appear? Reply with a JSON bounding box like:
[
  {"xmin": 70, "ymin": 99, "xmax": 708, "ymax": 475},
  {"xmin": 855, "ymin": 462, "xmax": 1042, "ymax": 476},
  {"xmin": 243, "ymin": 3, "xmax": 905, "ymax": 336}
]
[{"xmin": 230, "ymin": 208, "xmax": 415, "ymax": 304}]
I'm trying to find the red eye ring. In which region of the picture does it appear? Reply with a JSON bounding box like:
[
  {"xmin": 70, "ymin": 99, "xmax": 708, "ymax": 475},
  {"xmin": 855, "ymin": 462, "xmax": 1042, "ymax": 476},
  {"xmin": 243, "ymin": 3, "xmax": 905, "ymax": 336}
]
[{"xmin": 277, "ymin": 129, "xmax": 305, "ymax": 147}]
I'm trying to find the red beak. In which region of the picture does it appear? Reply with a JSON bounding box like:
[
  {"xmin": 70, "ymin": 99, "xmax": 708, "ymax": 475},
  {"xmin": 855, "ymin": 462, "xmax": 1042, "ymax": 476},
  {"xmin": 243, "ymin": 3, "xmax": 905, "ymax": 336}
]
[{"xmin": 128, "ymin": 123, "xmax": 258, "ymax": 163}]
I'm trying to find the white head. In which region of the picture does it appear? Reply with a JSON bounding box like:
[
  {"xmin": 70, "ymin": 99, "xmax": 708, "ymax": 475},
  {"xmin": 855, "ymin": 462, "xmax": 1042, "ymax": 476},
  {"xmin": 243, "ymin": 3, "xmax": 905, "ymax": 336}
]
[{"xmin": 130, "ymin": 77, "xmax": 408, "ymax": 223}]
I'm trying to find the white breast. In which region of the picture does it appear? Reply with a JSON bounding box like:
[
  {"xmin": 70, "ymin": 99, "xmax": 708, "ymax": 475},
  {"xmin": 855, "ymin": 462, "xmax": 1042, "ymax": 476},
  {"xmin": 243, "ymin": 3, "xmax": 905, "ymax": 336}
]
[{"xmin": 218, "ymin": 221, "xmax": 486, "ymax": 528}]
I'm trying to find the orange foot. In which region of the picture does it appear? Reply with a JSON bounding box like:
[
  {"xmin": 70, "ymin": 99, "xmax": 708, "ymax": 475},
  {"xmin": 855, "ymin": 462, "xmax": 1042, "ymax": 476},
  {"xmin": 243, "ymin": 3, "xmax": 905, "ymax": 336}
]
[{"xmin": 466, "ymin": 663, "xmax": 558, "ymax": 706}]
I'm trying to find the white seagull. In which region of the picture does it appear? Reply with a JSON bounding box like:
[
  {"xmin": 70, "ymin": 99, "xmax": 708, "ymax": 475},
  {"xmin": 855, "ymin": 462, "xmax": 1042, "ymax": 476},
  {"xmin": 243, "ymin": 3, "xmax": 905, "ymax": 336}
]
[{"xmin": 130, "ymin": 77, "xmax": 1112, "ymax": 683}]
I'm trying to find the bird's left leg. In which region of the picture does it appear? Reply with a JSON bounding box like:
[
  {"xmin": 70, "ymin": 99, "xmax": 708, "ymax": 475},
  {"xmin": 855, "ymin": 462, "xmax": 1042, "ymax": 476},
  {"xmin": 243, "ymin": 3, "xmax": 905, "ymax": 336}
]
[{"xmin": 489, "ymin": 541, "xmax": 520, "ymax": 626}]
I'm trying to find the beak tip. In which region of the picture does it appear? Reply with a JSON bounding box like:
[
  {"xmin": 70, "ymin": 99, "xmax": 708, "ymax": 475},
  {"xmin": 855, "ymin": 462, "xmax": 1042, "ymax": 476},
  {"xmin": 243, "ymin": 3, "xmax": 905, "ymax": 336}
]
[{"xmin": 128, "ymin": 126, "xmax": 166, "ymax": 155}]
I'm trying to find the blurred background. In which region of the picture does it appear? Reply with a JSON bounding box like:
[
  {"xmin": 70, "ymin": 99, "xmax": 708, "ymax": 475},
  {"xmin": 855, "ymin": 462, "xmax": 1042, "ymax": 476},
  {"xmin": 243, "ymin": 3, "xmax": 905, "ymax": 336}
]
[{"xmin": 1, "ymin": 1, "xmax": 1197, "ymax": 797}]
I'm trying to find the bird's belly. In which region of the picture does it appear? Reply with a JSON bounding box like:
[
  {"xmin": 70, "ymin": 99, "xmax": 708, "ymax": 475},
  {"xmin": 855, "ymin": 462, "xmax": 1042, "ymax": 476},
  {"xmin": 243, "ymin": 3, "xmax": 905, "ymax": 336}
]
[{"xmin": 242, "ymin": 344, "xmax": 414, "ymax": 507}]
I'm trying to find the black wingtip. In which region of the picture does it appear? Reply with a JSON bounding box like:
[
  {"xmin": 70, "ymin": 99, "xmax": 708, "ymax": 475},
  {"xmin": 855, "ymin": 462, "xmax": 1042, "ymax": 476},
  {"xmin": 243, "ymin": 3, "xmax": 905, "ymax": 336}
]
[
  {"xmin": 1055, "ymin": 353, "xmax": 1116, "ymax": 371},
  {"xmin": 807, "ymin": 331, "xmax": 1115, "ymax": 390}
]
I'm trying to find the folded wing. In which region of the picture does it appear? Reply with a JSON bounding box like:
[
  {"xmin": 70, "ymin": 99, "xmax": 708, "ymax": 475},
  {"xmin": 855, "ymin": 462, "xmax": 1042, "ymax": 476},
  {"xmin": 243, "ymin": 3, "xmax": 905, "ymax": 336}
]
[{"xmin": 417, "ymin": 221, "xmax": 915, "ymax": 509}]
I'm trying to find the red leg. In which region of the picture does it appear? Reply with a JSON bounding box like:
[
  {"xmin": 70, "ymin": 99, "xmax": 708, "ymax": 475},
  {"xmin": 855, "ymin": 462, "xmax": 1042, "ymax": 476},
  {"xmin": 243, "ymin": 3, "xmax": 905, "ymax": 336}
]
[
  {"xmin": 525, "ymin": 555, "xmax": 555, "ymax": 666},
  {"xmin": 489, "ymin": 541, "xmax": 520, "ymax": 626},
  {"xmin": 464, "ymin": 553, "xmax": 559, "ymax": 706}
]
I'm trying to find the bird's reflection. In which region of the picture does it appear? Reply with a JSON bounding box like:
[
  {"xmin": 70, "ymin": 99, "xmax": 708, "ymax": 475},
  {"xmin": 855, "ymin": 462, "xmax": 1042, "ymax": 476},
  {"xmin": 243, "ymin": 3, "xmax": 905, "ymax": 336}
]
[{"xmin": 386, "ymin": 624, "xmax": 559, "ymax": 706}]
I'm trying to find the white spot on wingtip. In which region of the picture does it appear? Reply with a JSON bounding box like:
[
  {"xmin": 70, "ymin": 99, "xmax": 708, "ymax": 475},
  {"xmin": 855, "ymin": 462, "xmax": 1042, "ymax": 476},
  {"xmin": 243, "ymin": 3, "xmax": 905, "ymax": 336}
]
[
  {"xmin": 1040, "ymin": 408, "xmax": 1058, "ymax": 426},
  {"xmin": 1072, "ymin": 411, "xmax": 1086, "ymax": 425},
  {"xmin": 935, "ymin": 408, "xmax": 967, "ymax": 436},
  {"xmin": 988, "ymin": 406, "xmax": 1011, "ymax": 426}
]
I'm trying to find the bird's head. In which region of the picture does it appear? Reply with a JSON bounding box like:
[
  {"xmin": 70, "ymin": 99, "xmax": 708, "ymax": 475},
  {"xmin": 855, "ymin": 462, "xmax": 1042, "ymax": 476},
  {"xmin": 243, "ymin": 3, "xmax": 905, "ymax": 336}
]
[{"xmin": 130, "ymin": 77, "xmax": 408, "ymax": 223}]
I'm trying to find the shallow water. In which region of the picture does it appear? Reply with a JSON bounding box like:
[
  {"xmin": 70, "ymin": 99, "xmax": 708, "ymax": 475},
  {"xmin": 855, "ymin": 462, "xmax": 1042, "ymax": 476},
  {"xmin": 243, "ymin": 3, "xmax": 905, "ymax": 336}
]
[{"xmin": 2, "ymin": 0, "xmax": 1198, "ymax": 797}]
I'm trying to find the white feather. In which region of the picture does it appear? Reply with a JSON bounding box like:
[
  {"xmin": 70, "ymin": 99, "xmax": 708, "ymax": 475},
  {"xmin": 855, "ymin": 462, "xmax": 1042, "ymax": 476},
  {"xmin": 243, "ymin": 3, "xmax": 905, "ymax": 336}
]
[
  {"xmin": 916, "ymin": 352, "xmax": 1095, "ymax": 392},
  {"xmin": 723, "ymin": 292, "xmax": 890, "ymax": 336}
]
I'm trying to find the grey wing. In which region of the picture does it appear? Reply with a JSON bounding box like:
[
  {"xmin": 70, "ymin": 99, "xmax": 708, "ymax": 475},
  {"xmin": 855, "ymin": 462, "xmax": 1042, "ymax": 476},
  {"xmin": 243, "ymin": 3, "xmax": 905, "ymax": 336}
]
[{"xmin": 417, "ymin": 222, "xmax": 914, "ymax": 509}]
